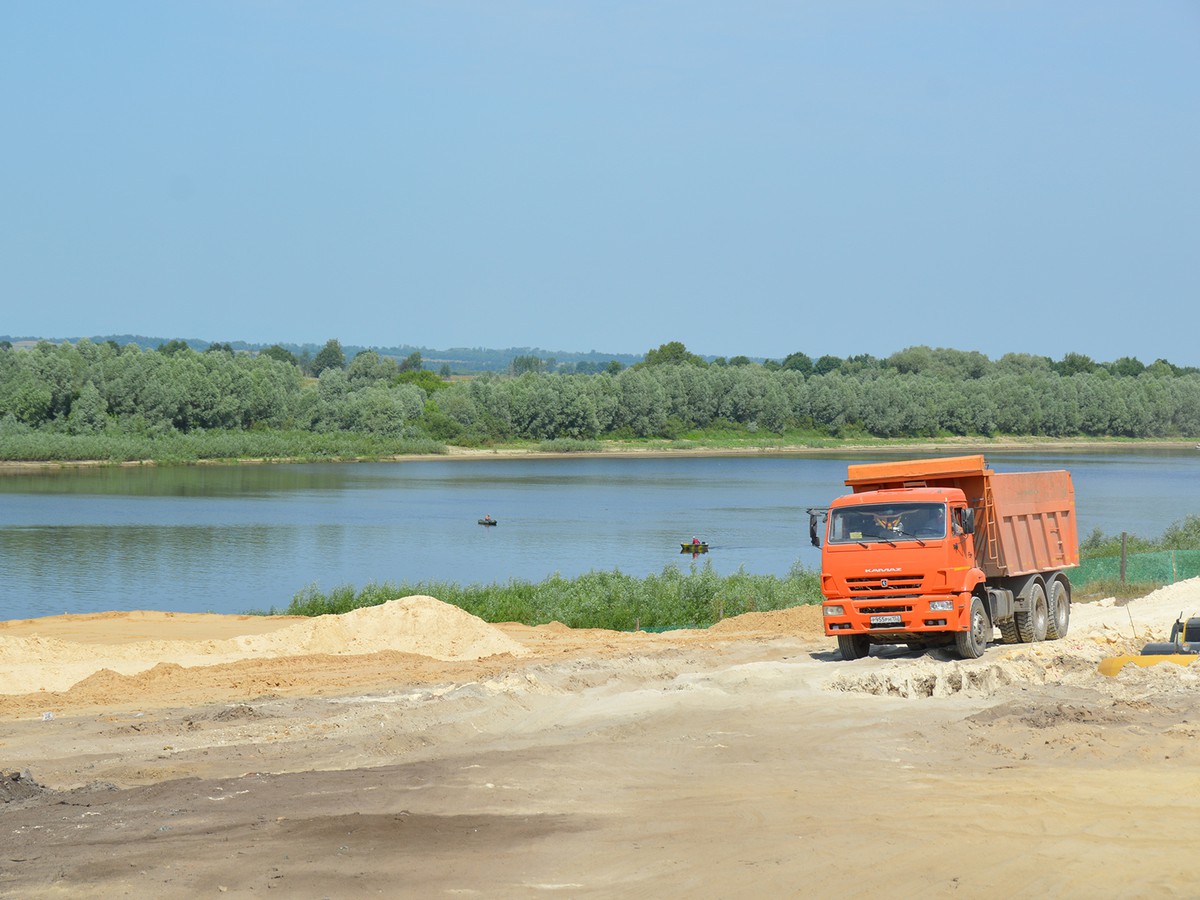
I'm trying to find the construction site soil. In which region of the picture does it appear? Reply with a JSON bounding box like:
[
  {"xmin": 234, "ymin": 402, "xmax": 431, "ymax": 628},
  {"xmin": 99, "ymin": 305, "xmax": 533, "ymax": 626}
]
[{"xmin": 3, "ymin": 584, "xmax": 1200, "ymax": 898}]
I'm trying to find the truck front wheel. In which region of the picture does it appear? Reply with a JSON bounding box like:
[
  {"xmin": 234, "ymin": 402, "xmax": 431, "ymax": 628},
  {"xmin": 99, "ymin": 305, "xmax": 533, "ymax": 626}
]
[
  {"xmin": 837, "ymin": 634, "xmax": 871, "ymax": 660},
  {"xmin": 955, "ymin": 597, "xmax": 990, "ymax": 659}
]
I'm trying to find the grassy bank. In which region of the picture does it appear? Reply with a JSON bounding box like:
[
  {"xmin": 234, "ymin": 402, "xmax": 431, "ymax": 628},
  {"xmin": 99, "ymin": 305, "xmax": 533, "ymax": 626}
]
[
  {"xmin": 270, "ymin": 562, "xmax": 824, "ymax": 631},
  {"xmin": 0, "ymin": 430, "xmax": 446, "ymax": 464}
]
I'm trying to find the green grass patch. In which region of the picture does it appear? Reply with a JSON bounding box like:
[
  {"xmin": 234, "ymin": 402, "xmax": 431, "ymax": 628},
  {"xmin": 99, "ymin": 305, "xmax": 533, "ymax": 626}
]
[
  {"xmin": 0, "ymin": 430, "xmax": 446, "ymax": 464},
  {"xmin": 536, "ymin": 438, "xmax": 605, "ymax": 453},
  {"xmin": 1072, "ymin": 578, "xmax": 1163, "ymax": 603},
  {"xmin": 269, "ymin": 560, "xmax": 823, "ymax": 631}
]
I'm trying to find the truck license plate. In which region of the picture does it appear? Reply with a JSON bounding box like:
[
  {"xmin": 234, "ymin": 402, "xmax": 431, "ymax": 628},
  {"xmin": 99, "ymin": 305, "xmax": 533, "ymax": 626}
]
[{"xmin": 870, "ymin": 614, "xmax": 903, "ymax": 626}]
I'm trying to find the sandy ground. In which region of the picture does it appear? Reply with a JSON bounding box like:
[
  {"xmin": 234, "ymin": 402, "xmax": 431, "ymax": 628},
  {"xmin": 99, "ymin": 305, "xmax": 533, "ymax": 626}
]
[{"xmin": 3, "ymin": 586, "xmax": 1200, "ymax": 899}]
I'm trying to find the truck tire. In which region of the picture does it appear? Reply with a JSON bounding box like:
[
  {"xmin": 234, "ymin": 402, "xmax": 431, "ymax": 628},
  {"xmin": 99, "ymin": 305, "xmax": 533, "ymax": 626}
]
[
  {"xmin": 998, "ymin": 619, "xmax": 1021, "ymax": 644},
  {"xmin": 955, "ymin": 597, "xmax": 990, "ymax": 659},
  {"xmin": 1045, "ymin": 577, "xmax": 1070, "ymax": 640},
  {"xmin": 1016, "ymin": 583, "xmax": 1048, "ymax": 643},
  {"xmin": 837, "ymin": 634, "xmax": 871, "ymax": 660}
]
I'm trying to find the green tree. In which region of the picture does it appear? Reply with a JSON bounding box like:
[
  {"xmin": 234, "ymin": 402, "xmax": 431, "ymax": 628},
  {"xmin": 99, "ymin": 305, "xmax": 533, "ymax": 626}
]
[
  {"xmin": 260, "ymin": 344, "xmax": 299, "ymax": 367},
  {"xmin": 781, "ymin": 352, "xmax": 813, "ymax": 376},
  {"xmin": 1075, "ymin": 374, "xmax": 1115, "ymax": 435},
  {"xmin": 348, "ymin": 350, "xmax": 399, "ymax": 385},
  {"xmin": 311, "ymin": 339, "xmax": 346, "ymax": 376},
  {"xmin": 510, "ymin": 355, "xmax": 544, "ymax": 375},
  {"xmin": 157, "ymin": 339, "xmax": 192, "ymax": 356},
  {"xmin": 807, "ymin": 372, "xmax": 860, "ymax": 433},
  {"xmin": 813, "ymin": 355, "xmax": 842, "ymax": 376},
  {"xmin": 1166, "ymin": 377, "xmax": 1200, "ymax": 435},
  {"xmin": 995, "ymin": 352, "xmax": 1053, "ymax": 375},
  {"xmin": 66, "ymin": 381, "xmax": 109, "ymax": 433},
  {"xmin": 350, "ymin": 383, "xmax": 425, "ymax": 436},
  {"xmin": 1109, "ymin": 356, "xmax": 1145, "ymax": 377},
  {"xmin": 547, "ymin": 377, "xmax": 601, "ymax": 438},
  {"xmin": 0, "ymin": 365, "xmax": 54, "ymax": 425},
  {"xmin": 614, "ymin": 369, "xmax": 668, "ymax": 436},
  {"xmin": 887, "ymin": 346, "xmax": 935, "ymax": 375},
  {"xmin": 642, "ymin": 341, "xmax": 705, "ymax": 367},
  {"xmin": 987, "ymin": 375, "xmax": 1042, "ymax": 434},
  {"xmin": 399, "ymin": 351, "xmax": 423, "ymax": 373},
  {"xmin": 395, "ymin": 370, "xmax": 449, "ymax": 393},
  {"xmin": 1054, "ymin": 352, "xmax": 1097, "ymax": 376}
]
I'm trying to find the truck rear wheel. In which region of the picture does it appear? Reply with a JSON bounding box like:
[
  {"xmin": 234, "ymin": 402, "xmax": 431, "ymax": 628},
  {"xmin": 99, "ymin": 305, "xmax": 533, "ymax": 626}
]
[
  {"xmin": 1016, "ymin": 583, "xmax": 1048, "ymax": 643},
  {"xmin": 998, "ymin": 619, "xmax": 1021, "ymax": 644},
  {"xmin": 955, "ymin": 597, "xmax": 990, "ymax": 659},
  {"xmin": 837, "ymin": 634, "xmax": 871, "ymax": 660},
  {"xmin": 1045, "ymin": 578, "xmax": 1070, "ymax": 640}
]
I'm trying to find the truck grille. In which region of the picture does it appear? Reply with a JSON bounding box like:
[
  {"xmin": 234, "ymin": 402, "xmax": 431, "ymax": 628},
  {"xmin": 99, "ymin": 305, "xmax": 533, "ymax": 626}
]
[
  {"xmin": 847, "ymin": 575, "xmax": 924, "ymax": 594},
  {"xmin": 859, "ymin": 605, "xmax": 914, "ymax": 614}
]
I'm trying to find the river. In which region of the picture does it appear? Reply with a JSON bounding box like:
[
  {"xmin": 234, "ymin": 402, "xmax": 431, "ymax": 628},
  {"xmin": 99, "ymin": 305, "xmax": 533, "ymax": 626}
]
[{"xmin": 2, "ymin": 447, "xmax": 1197, "ymax": 620}]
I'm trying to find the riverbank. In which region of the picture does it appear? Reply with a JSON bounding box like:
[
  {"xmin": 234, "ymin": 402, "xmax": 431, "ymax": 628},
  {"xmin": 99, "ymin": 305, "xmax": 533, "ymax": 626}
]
[
  {"xmin": 442, "ymin": 436, "xmax": 1197, "ymax": 460},
  {"xmin": 1, "ymin": 435, "xmax": 1194, "ymax": 473}
]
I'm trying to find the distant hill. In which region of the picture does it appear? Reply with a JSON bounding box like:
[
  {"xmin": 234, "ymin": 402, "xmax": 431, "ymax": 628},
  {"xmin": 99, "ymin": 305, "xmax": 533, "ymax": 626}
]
[{"xmin": 0, "ymin": 334, "xmax": 649, "ymax": 373}]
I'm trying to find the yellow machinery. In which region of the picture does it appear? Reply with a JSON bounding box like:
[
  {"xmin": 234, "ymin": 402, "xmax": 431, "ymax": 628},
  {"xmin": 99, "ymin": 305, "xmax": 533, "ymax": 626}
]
[{"xmin": 1098, "ymin": 613, "xmax": 1200, "ymax": 676}]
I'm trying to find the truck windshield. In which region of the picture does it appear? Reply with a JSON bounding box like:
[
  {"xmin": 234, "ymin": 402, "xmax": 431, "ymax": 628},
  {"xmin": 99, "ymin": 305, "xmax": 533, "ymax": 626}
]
[{"xmin": 828, "ymin": 502, "xmax": 946, "ymax": 544}]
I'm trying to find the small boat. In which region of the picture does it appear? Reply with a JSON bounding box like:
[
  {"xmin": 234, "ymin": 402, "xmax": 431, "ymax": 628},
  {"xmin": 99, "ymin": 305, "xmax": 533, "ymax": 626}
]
[
  {"xmin": 680, "ymin": 542, "xmax": 709, "ymax": 553},
  {"xmin": 478, "ymin": 518, "xmax": 498, "ymax": 526}
]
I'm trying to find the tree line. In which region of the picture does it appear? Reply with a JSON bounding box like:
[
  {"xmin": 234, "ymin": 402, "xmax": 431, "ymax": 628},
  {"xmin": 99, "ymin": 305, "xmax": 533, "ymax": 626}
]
[{"xmin": 1, "ymin": 338, "xmax": 1198, "ymax": 445}]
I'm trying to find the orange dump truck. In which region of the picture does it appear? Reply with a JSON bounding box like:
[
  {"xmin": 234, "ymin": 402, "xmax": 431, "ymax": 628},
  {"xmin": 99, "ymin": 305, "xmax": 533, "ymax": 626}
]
[{"xmin": 811, "ymin": 455, "xmax": 1078, "ymax": 660}]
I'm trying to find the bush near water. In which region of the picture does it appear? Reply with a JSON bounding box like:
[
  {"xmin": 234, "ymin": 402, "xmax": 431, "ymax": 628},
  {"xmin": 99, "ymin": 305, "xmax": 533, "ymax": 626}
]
[{"xmin": 276, "ymin": 562, "xmax": 823, "ymax": 631}]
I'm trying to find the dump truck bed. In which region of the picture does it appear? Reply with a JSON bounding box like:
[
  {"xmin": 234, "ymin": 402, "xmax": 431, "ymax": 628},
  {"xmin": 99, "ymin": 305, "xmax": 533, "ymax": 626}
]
[{"xmin": 844, "ymin": 455, "xmax": 1078, "ymax": 579}]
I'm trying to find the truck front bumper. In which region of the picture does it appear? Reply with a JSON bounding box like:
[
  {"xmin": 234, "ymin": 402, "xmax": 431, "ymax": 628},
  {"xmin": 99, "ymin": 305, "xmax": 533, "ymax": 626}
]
[{"xmin": 822, "ymin": 593, "xmax": 971, "ymax": 637}]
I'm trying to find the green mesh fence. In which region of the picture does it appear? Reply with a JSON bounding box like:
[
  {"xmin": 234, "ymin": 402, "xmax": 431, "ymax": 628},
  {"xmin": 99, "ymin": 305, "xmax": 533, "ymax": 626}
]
[{"xmin": 1074, "ymin": 551, "xmax": 1200, "ymax": 586}]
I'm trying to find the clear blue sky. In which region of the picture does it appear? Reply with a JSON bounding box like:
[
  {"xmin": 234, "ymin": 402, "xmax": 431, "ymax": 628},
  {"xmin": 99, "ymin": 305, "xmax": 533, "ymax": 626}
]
[{"xmin": 4, "ymin": 2, "xmax": 1198, "ymax": 365}]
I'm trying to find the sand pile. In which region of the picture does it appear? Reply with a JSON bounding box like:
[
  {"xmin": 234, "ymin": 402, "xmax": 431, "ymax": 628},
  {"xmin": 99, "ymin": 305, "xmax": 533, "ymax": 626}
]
[
  {"xmin": 707, "ymin": 603, "xmax": 825, "ymax": 638},
  {"xmin": 230, "ymin": 596, "xmax": 528, "ymax": 661},
  {"xmin": 0, "ymin": 596, "xmax": 527, "ymax": 695}
]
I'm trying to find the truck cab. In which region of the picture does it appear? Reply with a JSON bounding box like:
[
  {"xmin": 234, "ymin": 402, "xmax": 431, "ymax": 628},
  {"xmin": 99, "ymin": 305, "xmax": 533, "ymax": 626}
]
[{"xmin": 819, "ymin": 487, "xmax": 981, "ymax": 652}]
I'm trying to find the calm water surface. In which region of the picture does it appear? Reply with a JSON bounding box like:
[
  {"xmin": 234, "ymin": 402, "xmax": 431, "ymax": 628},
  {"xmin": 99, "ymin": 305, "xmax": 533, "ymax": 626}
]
[{"xmin": 2, "ymin": 448, "xmax": 1197, "ymax": 619}]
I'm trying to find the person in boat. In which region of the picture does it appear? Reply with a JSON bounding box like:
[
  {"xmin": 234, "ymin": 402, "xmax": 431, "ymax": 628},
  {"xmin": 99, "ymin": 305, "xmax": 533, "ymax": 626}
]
[
  {"xmin": 692, "ymin": 536, "xmax": 700, "ymax": 545},
  {"xmin": 482, "ymin": 514, "xmax": 495, "ymax": 525}
]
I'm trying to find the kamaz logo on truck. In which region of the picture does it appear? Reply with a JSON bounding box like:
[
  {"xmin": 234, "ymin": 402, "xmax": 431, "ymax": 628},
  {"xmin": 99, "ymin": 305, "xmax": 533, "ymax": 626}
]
[{"xmin": 865, "ymin": 567, "xmax": 902, "ymax": 573}]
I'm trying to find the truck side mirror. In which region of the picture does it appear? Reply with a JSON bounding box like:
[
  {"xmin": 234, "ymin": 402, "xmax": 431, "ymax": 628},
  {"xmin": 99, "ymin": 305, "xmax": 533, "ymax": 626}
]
[
  {"xmin": 808, "ymin": 511, "xmax": 821, "ymax": 548},
  {"xmin": 960, "ymin": 508, "xmax": 975, "ymax": 535}
]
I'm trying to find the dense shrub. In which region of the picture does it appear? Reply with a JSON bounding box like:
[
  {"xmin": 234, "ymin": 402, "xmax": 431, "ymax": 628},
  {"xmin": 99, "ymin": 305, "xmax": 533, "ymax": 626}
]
[{"xmin": 2, "ymin": 341, "xmax": 1198, "ymax": 462}]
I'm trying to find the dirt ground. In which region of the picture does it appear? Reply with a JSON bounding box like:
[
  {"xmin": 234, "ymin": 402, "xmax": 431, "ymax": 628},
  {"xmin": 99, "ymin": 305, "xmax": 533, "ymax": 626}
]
[{"xmin": 3, "ymin": 585, "xmax": 1200, "ymax": 899}]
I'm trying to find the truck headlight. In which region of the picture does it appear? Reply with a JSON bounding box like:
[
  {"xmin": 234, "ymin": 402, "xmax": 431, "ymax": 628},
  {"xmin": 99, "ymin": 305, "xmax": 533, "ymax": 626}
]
[
  {"xmin": 929, "ymin": 600, "xmax": 953, "ymax": 611},
  {"xmin": 824, "ymin": 605, "xmax": 844, "ymax": 616}
]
